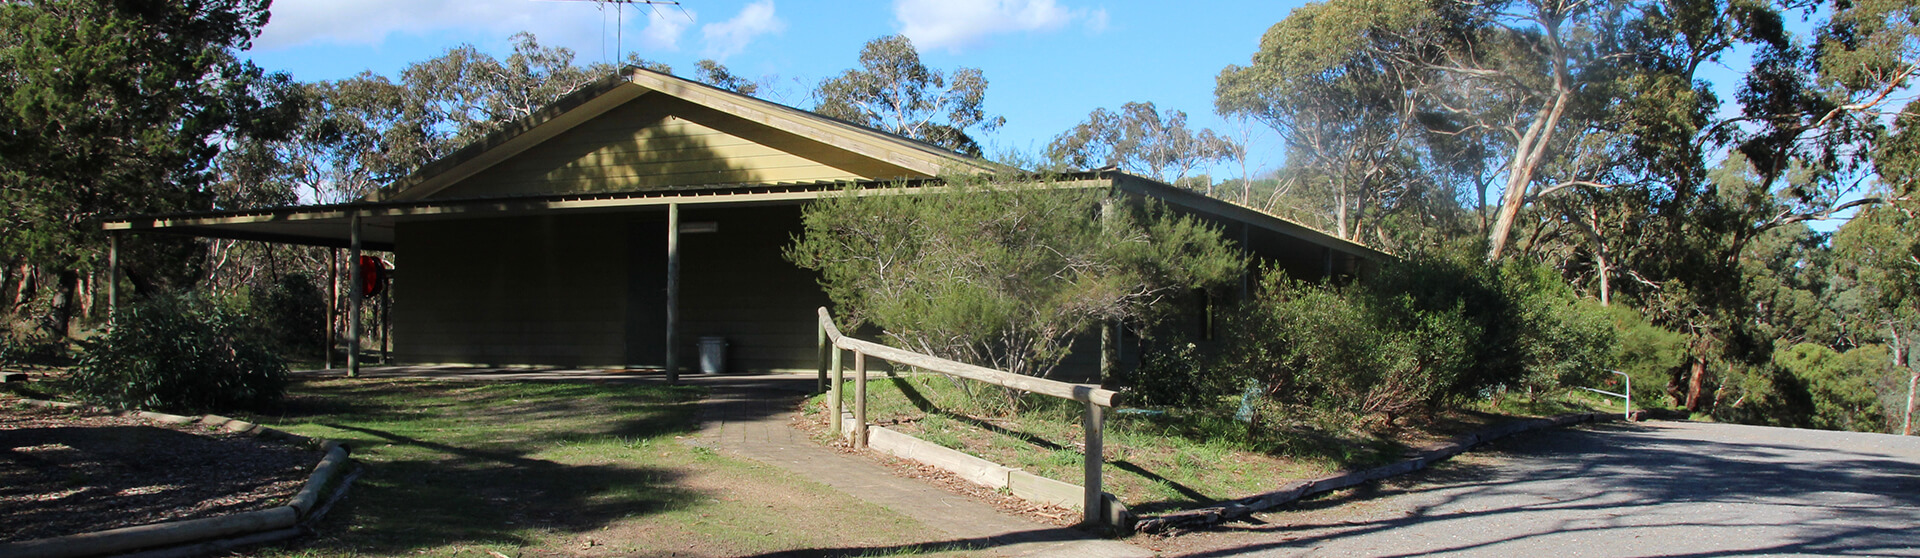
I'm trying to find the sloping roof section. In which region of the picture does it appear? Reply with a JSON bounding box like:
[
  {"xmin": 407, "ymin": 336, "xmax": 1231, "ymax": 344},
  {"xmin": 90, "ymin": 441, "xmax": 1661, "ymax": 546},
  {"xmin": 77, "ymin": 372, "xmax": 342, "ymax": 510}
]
[{"xmin": 375, "ymin": 67, "xmax": 1005, "ymax": 202}]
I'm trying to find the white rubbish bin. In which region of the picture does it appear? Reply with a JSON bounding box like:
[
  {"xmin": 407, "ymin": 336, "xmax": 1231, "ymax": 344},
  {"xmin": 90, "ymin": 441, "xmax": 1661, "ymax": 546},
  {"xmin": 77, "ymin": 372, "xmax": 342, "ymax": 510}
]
[{"xmin": 697, "ymin": 336, "xmax": 727, "ymax": 374}]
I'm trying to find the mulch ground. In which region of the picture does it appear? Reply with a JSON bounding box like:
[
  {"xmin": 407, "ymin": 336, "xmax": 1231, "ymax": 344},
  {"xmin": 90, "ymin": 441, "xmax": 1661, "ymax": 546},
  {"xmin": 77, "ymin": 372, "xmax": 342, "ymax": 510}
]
[{"xmin": 0, "ymin": 400, "xmax": 322, "ymax": 543}]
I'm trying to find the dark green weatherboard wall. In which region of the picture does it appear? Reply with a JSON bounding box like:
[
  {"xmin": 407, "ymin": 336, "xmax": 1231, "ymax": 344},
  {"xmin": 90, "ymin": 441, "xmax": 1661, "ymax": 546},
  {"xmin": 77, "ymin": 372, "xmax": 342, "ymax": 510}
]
[{"xmin": 391, "ymin": 205, "xmax": 830, "ymax": 372}]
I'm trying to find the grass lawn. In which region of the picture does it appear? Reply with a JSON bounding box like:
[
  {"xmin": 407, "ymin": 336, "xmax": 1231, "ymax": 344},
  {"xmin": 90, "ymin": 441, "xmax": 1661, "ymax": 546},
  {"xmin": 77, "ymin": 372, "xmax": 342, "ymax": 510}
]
[
  {"xmin": 806, "ymin": 372, "xmax": 1604, "ymax": 515},
  {"xmin": 243, "ymin": 377, "xmax": 978, "ymax": 557}
]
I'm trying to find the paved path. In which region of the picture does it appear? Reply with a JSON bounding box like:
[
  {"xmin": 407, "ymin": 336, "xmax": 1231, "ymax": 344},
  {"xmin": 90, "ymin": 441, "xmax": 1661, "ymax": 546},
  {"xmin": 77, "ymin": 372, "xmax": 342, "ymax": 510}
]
[
  {"xmin": 1174, "ymin": 421, "xmax": 1920, "ymax": 557},
  {"xmin": 310, "ymin": 367, "xmax": 1146, "ymax": 557},
  {"xmin": 684, "ymin": 375, "xmax": 1148, "ymax": 558}
]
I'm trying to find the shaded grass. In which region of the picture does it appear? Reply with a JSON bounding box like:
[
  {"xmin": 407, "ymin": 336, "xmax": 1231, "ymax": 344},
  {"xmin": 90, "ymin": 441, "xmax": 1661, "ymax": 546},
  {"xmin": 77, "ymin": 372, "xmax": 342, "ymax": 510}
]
[{"xmin": 243, "ymin": 378, "xmax": 965, "ymax": 557}]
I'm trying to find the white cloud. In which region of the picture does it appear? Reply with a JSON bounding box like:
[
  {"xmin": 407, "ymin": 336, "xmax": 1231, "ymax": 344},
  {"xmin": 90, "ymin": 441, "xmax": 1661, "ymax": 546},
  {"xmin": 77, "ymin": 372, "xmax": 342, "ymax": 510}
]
[
  {"xmin": 701, "ymin": 1, "xmax": 785, "ymax": 60},
  {"xmin": 640, "ymin": 5, "xmax": 695, "ymax": 52},
  {"xmin": 893, "ymin": 0, "xmax": 1106, "ymax": 52},
  {"xmin": 256, "ymin": 0, "xmax": 552, "ymax": 49}
]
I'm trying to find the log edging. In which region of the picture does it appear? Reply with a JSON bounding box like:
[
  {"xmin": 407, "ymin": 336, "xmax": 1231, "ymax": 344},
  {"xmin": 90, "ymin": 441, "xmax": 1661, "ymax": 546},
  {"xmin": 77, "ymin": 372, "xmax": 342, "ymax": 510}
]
[
  {"xmin": 0, "ymin": 397, "xmax": 357, "ymax": 558},
  {"xmin": 1133, "ymin": 411, "xmax": 1623, "ymax": 534}
]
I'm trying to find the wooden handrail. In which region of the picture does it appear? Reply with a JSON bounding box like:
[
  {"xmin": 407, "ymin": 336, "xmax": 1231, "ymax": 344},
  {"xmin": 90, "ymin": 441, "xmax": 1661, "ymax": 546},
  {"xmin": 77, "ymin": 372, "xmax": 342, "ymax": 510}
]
[
  {"xmin": 817, "ymin": 306, "xmax": 1122, "ymax": 528},
  {"xmin": 815, "ymin": 308, "xmax": 1123, "ymax": 408}
]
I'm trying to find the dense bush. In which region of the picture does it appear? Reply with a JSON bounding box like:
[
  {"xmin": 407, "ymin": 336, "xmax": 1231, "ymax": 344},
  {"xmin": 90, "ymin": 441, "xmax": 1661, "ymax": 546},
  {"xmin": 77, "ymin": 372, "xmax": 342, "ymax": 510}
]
[
  {"xmin": 67, "ymin": 294, "xmax": 287, "ymax": 413},
  {"xmin": 249, "ymin": 272, "xmax": 327, "ymax": 356},
  {"xmin": 1772, "ymin": 343, "xmax": 1896, "ymax": 431},
  {"xmin": 1132, "ymin": 251, "xmax": 1616, "ymax": 425},
  {"xmin": 0, "ymin": 329, "xmax": 72, "ymax": 367}
]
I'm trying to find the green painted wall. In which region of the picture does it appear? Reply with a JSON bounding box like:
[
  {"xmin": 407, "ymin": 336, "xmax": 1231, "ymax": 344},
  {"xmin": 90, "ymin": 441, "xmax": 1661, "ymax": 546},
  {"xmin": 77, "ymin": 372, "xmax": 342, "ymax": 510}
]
[
  {"xmin": 393, "ymin": 214, "xmax": 634, "ymax": 366},
  {"xmin": 391, "ymin": 205, "xmax": 831, "ymax": 372}
]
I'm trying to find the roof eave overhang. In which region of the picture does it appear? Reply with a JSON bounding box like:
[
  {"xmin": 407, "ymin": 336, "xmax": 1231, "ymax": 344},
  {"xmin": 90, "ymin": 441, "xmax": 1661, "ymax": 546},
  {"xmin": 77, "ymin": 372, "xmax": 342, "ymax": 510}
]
[{"xmin": 1104, "ymin": 171, "xmax": 1394, "ymax": 262}]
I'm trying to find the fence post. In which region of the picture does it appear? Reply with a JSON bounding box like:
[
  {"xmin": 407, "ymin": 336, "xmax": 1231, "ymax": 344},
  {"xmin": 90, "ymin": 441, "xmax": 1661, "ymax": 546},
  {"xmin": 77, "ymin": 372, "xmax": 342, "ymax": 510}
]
[
  {"xmin": 830, "ymin": 345, "xmax": 844, "ymax": 439},
  {"xmin": 1083, "ymin": 401, "xmax": 1105, "ymax": 527},
  {"xmin": 854, "ymin": 351, "xmax": 868, "ymax": 449},
  {"xmin": 816, "ymin": 322, "xmax": 829, "ymax": 395}
]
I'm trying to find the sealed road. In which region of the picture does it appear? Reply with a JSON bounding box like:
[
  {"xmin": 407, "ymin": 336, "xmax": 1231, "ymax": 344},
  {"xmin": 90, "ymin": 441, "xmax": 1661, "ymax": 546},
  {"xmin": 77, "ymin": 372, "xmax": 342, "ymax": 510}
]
[{"xmin": 1170, "ymin": 421, "xmax": 1920, "ymax": 557}]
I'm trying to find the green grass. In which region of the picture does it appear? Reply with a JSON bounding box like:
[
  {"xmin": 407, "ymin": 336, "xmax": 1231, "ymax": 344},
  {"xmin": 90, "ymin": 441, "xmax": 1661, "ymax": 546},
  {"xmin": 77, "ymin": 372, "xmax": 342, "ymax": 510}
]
[
  {"xmin": 242, "ymin": 377, "xmax": 975, "ymax": 557},
  {"xmin": 807, "ymin": 373, "xmax": 1416, "ymax": 514}
]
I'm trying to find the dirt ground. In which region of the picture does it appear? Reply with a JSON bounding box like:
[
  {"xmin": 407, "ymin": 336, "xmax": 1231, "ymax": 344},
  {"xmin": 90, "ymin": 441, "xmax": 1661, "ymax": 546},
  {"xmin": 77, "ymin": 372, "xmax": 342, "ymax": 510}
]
[{"xmin": 0, "ymin": 400, "xmax": 321, "ymax": 543}]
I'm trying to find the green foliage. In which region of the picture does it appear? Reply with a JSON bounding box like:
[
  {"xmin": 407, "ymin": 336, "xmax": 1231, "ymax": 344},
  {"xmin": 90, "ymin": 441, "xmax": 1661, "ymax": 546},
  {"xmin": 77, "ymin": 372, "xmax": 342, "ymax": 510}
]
[
  {"xmin": 787, "ymin": 176, "xmax": 1243, "ymax": 380},
  {"xmin": 249, "ymin": 272, "xmax": 328, "ymax": 356},
  {"xmin": 1774, "ymin": 343, "xmax": 1897, "ymax": 432},
  {"xmin": 67, "ymin": 294, "xmax": 286, "ymax": 413},
  {"xmin": 814, "ymin": 35, "xmax": 1005, "ymax": 156},
  {"xmin": 1046, "ymin": 102, "xmax": 1240, "ymax": 183},
  {"xmin": 1177, "ymin": 251, "xmax": 1614, "ymax": 424},
  {"xmin": 1607, "ymin": 305, "xmax": 1690, "ymax": 406},
  {"xmin": 0, "ymin": 0, "xmax": 299, "ymax": 335}
]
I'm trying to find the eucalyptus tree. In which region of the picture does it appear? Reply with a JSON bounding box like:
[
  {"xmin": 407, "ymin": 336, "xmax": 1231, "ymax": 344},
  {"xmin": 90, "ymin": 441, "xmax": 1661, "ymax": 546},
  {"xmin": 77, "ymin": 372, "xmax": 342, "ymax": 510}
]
[
  {"xmin": 814, "ymin": 35, "xmax": 1005, "ymax": 157},
  {"xmin": 694, "ymin": 59, "xmax": 760, "ymax": 95},
  {"xmin": 1215, "ymin": 0, "xmax": 1435, "ymax": 242},
  {"xmin": 1046, "ymin": 102, "xmax": 1241, "ymax": 187}
]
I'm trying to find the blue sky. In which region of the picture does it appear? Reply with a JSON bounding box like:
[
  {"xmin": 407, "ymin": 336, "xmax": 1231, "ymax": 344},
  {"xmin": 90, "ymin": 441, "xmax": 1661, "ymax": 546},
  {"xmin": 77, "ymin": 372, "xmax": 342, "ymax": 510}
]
[{"xmin": 245, "ymin": 0, "xmax": 1305, "ymax": 177}]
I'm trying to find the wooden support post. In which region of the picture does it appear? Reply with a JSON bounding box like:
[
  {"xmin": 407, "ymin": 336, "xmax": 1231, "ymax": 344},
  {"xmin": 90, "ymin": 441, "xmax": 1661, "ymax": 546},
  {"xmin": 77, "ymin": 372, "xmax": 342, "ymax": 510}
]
[
  {"xmin": 347, "ymin": 213, "xmax": 362, "ymax": 378},
  {"xmin": 1083, "ymin": 402, "xmax": 1106, "ymax": 526},
  {"xmin": 664, "ymin": 203, "xmax": 681, "ymax": 385},
  {"xmin": 105, "ymin": 233, "xmax": 117, "ymax": 326},
  {"xmin": 325, "ymin": 249, "xmax": 336, "ymax": 370},
  {"xmin": 830, "ymin": 344, "xmax": 844, "ymax": 439},
  {"xmin": 817, "ymin": 322, "xmax": 829, "ymax": 395},
  {"xmin": 854, "ymin": 351, "xmax": 868, "ymax": 449}
]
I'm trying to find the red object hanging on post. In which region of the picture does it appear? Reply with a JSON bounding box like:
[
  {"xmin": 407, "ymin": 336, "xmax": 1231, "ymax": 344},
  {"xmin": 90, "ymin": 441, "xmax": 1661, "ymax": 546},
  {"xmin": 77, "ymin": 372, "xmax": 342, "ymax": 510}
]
[{"xmin": 358, "ymin": 255, "xmax": 388, "ymax": 299}]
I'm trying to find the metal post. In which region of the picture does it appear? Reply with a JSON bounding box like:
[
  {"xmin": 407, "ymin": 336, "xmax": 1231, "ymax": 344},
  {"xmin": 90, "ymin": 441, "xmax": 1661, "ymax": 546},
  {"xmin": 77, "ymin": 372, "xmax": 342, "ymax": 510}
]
[
  {"xmin": 854, "ymin": 351, "xmax": 868, "ymax": 449},
  {"xmin": 325, "ymin": 249, "xmax": 336, "ymax": 370},
  {"xmin": 664, "ymin": 203, "xmax": 681, "ymax": 385},
  {"xmin": 347, "ymin": 213, "xmax": 362, "ymax": 378},
  {"xmin": 105, "ymin": 233, "xmax": 117, "ymax": 326},
  {"xmin": 830, "ymin": 344, "xmax": 844, "ymax": 439},
  {"xmin": 1083, "ymin": 402, "xmax": 1106, "ymax": 526}
]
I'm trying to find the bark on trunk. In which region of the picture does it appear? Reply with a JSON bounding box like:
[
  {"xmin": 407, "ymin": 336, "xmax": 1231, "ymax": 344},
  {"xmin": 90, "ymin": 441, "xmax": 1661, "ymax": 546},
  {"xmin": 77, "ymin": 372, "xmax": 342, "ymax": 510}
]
[
  {"xmin": 47, "ymin": 269, "xmax": 79, "ymax": 339},
  {"xmin": 12, "ymin": 262, "xmax": 35, "ymax": 311},
  {"xmin": 1685, "ymin": 357, "xmax": 1707, "ymax": 412}
]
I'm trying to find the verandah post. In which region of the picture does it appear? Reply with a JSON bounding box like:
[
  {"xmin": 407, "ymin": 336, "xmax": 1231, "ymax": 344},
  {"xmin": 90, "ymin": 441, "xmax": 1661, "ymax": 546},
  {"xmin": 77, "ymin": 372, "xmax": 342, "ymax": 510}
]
[
  {"xmin": 105, "ymin": 233, "xmax": 117, "ymax": 328},
  {"xmin": 325, "ymin": 248, "xmax": 336, "ymax": 370},
  {"xmin": 347, "ymin": 213, "xmax": 362, "ymax": 378},
  {"xmin": 665, "ymin": 202, "xmax": 681, "ymax": 385}
]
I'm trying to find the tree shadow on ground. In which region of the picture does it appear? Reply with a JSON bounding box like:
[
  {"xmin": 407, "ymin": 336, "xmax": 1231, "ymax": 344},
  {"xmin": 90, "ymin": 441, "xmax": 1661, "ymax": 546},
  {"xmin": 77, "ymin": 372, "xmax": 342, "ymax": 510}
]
[
  {"xmin": 244, "ymin": 378, "xmax": 711, "ymax": 555},
  {"xmin": 1172, "ymin": 422, "xmax": 1920, "ymax": 557}
]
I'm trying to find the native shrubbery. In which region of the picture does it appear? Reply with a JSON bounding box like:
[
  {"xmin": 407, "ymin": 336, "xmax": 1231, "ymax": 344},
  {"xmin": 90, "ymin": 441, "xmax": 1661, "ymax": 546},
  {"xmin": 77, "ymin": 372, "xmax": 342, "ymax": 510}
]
[
  {"xmin": 67, "ymin": 294, "xmax": 286, "ymax": 413},
  {"xmin": 788, "ymin": 176, "xmax": 1244, "ymax": 382},
  {"xmin": 1133, "ymin": 250, "xmax": 1615, "ymax": 426}
]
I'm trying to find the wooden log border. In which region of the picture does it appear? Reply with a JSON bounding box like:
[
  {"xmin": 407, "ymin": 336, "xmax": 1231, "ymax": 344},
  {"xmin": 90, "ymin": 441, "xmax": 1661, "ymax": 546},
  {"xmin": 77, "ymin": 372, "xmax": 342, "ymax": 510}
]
[
  {"xmin": 0, "ymin": 398, "xmax": 359, "ymax": 558},
  {"xmin": 1132, "ymin": 411, "xmax": 1624, "ymax": 534}
]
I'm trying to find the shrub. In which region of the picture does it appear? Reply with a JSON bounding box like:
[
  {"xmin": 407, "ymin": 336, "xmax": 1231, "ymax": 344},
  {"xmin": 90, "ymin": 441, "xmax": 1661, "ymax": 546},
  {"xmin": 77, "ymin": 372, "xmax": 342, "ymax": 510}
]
[
  {"xmin": 249, "ymin": 272, "xmax": 327, "ymax": 356},
  {"xmin": 1196, "ymin": 251, "xmax": 1617, "ymax": 425},
  {"xmin": 67, "ymin": 293, "xmax": 287, "ymax": 413},
  {"xmin": 787, "ymin": 176, "xmax": 1243, "ymax": 381}
]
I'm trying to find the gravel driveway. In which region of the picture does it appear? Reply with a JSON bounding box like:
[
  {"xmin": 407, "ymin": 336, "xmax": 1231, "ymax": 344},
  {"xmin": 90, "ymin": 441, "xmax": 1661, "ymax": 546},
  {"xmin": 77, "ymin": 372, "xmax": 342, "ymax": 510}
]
[{"xmin": 1168, "ymin": 421, "xmax": 1920, "ymax": 557}]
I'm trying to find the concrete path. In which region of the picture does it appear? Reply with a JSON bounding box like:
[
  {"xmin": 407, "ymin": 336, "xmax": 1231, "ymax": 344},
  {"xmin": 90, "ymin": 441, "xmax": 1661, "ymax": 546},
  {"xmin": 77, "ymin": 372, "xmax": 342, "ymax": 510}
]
[
  {"xmin": 683, "ymin": 375, "xmax": 1149, "ymax": 558},
  {"xmin": 1173, "ymin": 421, "xmax": 1920, "ymax": 557},
  {"xmin": 303, "ymin": 367, "xmax": 1147, "ymax": 557}
]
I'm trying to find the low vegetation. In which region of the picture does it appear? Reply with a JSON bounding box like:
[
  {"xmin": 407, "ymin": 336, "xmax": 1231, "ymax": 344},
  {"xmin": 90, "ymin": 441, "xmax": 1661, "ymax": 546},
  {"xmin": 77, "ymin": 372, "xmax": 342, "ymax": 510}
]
[{"xmin": 65, "ymin": 293, "xmax": 287, "ymax": 413}]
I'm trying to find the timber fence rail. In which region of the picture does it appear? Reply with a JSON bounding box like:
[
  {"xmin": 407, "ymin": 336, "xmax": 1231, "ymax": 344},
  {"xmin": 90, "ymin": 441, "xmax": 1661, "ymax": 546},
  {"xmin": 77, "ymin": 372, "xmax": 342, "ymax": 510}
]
[{"xmin": 814, "ymin": 307, "xmax": 1126, "ymax": 528}]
